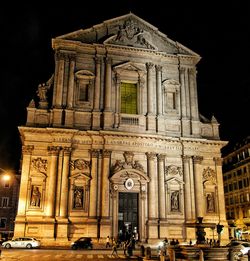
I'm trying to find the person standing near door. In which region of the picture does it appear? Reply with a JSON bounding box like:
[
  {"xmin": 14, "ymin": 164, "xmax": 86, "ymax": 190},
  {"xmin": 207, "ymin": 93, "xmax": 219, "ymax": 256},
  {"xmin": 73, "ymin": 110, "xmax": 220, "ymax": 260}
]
[{"xmin": 106, "ymin": 236, "xmax": 111, "ymax": 248}]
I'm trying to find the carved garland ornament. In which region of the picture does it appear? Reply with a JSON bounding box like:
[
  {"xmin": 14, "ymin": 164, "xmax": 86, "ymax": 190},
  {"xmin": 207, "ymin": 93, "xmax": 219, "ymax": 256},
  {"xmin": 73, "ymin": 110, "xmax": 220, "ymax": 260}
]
[
  {"xmin": 202, "ymin": 167, "xmax": 216, "ymax": 182},
  {"xmin": 70, "ymin": 159, "xmax": 90, "ymax": 172},
  {"xmin": 165, "ymin": 165, "xmax": 183, "ymax": 176},
  {"xmin": 31, "ymin": 157, "xmax": 47, "ymax": 173}
]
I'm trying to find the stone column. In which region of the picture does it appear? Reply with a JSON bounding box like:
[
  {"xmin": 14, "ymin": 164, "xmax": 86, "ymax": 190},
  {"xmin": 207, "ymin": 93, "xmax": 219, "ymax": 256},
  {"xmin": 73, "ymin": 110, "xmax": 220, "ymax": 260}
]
[
  {"xmin": 193, "ymin": 156, "xmax": 203, "ymax": 218},
  {"xmin": 157, "ymin": 154, "xmax": 166, "ymax": 219},
  {"xmin": 183, "ymin": 155, "xmax": 192, "ymax": 221},
  {"xmin": 146, "ymin": 63, "xmax": 156, "ymax": 132},
  {"xmin": 67, "ymin": 54, "xmax": 76, "ymax": 109},
  {"xmin": 104, "ymin": 57, "xmax": 113, "ymax": 129},
  {"xmin": 146, "ymin": 62, "xmax": 154, "ymax": 115},
  {"xmin": 180, "ymin": 67, "xmax": 187, "ymax": 118},
  {"xmin": 156, "ymin": 65, "xmax": 163, "ymax": 115},
  {"xmin": 101, "ymin": 150, "xmax": 111, "ymax": 218},
  {"xmin": 147, "ymin": 152, "xmax": 158, "ymax": 239},
  {"xmin": 100, "ymin": 150, "xmax": 112, "ymax": 237},
  {"xmin": 55, "ymin": 52, "xmax": 65, "ymax": 108},
  {"xmin": 94, "ymin": 57, "xmax": 101, "ymax": 111},
  {"xmin": 104, "ymin": 57, "xmax": 112, "ymax": 112},
  {"xmin": 140, "ymin": 191, "xmax": 147, "ymax": 241},
  {"xmin": 189, "ymin": 157, "xmax": 196, "ymax": 220},
  {"xmin": 111, "ymin": 189, "xmax": 118, "ymax": 239},
  {"xmin": 60, "ymin": 147, "xmax": 71, "ymax": 217},
  {"xmin": 89, "ymin": 150, "xmax": 99, "ymax": 219},
  {"xmin": 188, "ymin": 68, "xmax": 200, "ymax": 136},
  {"xmin": 16, "ymin": 145, "xmax": 34, "ymax": 217},
  {"xmin": 114, "ymin": 74, "xmax": 120, "ymax": 128},
  {"xmin": 55, "ymin": 149, "xmax": 63, "ymax": 217},
  {"xmin": 184, "ymin": 68, "xmax": 191, "ymax": 119},
  {"xmin": 213, "ymin": 157, "xmax": 227, "ymax": 221},
  {"xmin": 46, "ymin": 146, "xmax": 60, "ymax": 217},
  {"xmin": 188, "ymin": 68, "xmax": 199, "ymax": 121}
]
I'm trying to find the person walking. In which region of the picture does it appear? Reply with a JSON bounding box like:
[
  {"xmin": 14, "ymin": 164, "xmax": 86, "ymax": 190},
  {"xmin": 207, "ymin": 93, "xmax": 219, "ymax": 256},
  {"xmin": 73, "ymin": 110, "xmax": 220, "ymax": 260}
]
[
  {"xmin": 106, "ymin": 236, "xmax": 111, "ymax": 248},
  {"xmin": 111, "ymin": 240, "xmax": 118, "ymax": 257}
]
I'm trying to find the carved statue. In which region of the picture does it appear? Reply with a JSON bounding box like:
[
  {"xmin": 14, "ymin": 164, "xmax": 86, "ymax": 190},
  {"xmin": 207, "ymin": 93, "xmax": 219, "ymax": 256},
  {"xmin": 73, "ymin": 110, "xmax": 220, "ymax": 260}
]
[
  {"xmin": 30, "ymin": 186, "xmax": 41, "ymax": 207},
  {"xmin": 37, "ymin": 83, "xmax": 48, "ymax": 102},
  {"xmin": 74, "ymin": 188, "xmax": 83, "ymax": 208},
  {"xmin": 171, "ymin": 191, "xmax": 179, "ymax": 211},
  {"xmin": 207, "ymin": 193, "xmax": 215, "ymax": 212}
]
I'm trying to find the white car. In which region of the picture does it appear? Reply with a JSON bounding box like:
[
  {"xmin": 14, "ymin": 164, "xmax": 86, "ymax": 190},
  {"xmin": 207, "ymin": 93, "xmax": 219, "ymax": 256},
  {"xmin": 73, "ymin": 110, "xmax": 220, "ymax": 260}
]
[
  {"xmin": 2, "ymin": 237, "xmax": 41, "ymax": 249},
  {"xmin": 227, "ymin": 240, "xmax": 250, "ymax": 256}
]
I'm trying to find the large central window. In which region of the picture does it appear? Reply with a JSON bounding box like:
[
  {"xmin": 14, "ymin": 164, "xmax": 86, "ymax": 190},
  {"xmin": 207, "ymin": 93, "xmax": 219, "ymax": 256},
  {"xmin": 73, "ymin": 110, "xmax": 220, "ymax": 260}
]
[{"xmin": 120, "ymin": 82, "xmax": 137, "ymax": 114}]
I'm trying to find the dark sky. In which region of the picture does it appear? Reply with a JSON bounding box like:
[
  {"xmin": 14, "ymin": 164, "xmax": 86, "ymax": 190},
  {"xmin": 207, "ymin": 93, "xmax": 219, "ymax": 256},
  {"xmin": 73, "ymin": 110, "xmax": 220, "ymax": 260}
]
[{"xmin": 0, "ymin": 2, "xmax": 249, "ymax": 171}]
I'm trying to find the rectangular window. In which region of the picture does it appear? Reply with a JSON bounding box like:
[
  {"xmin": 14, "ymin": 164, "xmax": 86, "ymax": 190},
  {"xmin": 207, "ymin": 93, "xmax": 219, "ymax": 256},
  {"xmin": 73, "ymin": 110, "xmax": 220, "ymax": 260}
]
[
  {"xmin": 79, "ymin": 84, "xmax": 89, "ymax": 101},
  {"xmin": 1, "ymin": 197, "xmax": 9, "ymax": 208},
  {"xmin": 120, "ymin": 82, "xmax": 137, "ymax": 114},
  {"xmin": 0, "ymin": 218, "xmax": 7, "ymax": 228}
]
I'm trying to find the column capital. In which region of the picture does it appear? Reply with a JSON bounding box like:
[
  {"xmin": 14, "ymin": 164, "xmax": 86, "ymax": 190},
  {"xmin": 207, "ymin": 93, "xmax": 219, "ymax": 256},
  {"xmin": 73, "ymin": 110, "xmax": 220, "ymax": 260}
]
[
  {"xmin": 63, "ymin": 147, "xmax": 72, "ymax": 156},
  {"xmin": 193, "ymin": 155, "xmax": 203, "ymax": 164},
  {"xmin": 22, "ymin": 145, "xmax": 34, "ymax": 155},
  {"xmin": 146, "ymin": 152, "xmax": 157, "ymax": 160},
  {"xmin": 180, "ymin": 67, "xmax": 186, "ymax": 73},
  {"xmin": 55, "ymin": 51, "xmax": 67, "ymax": 61},
  {"xmin": 146, "ymin": 62, "xmax": 154, "ymax": 70},
  {"xmin": 213, "ymin": 157, "xmax": 222, "ymax": 166},
  {"xmin": 182, "ymin": 155, "xmax": 191, "ymax": 162},
  {"xmin": 157, "ymin": 154, "xmax": 166, "ymax": 161},
  {"xmin": 90, "ymin": 149, "xmax": 100, "ymax": 158},
  {"xmin": 95, "ymin": 56, "xmax": 102, "ymax": 64},
  {"xmin": 48, "ymin": 146, "xmax": 61, "ymax": 156},
  {"xmin": 105, "ymin": 57, "xmax": 112, "ymax": 64},
  {"xmin": 103, "ymin": 150, "xmax": 112, "ymax": 158},
  {"xmin": 155, "ymin": 65, "xmax": 162, "ymax": 72}
]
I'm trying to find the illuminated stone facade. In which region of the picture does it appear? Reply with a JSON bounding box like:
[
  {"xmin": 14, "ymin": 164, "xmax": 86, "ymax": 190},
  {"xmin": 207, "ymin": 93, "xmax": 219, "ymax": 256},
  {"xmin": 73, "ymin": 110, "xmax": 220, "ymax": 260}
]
[{"xmin": 15, "ymin": 13, "xmax": 229, "ymax": 246}]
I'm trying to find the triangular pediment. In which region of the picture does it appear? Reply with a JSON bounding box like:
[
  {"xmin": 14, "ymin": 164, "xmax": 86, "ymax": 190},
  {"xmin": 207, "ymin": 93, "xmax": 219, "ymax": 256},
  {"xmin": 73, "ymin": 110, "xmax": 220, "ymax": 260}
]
[
  {"xmin": 113, "ymin": 62, "xmax": 145, "ymax": 73},
  {"xmin": 55, "ymin": 13, "xmax": 199, "ymax": 57}
]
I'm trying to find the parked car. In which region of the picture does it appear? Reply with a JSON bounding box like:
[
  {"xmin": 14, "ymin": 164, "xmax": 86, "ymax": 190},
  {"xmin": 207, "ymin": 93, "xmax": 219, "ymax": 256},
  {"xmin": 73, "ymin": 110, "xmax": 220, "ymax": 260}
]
[
  {"xmin": 2, "ymin": 237, "xmax": 41, "ymax": 249},
  {"xmin": 71, "ymin": 237, "xmax": 93, "ymax": 250},
  {"xmin": 227, "ymin": 240, "xmax": 250, "ymax": 256}
]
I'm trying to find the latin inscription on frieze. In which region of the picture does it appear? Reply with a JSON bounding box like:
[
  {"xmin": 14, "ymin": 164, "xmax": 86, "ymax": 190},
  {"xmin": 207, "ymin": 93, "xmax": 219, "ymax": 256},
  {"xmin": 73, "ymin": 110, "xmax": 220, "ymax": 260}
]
[{"xmin": 106, "ymin": 139, "xmax": 181, "ymax": 150}]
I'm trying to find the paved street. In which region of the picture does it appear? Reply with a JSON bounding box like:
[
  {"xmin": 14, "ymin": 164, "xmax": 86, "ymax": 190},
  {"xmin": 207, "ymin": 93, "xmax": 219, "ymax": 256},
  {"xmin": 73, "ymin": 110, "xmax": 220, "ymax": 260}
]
[{"xmin": 0, "ymin": 248, "xmax": 144, "ymax": 261}]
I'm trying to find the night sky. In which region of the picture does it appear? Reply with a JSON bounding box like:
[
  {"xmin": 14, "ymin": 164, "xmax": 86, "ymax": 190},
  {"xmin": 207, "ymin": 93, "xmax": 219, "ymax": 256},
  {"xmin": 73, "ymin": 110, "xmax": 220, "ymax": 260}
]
[{"xmin": 0, "ymin": 2, "xmax": 249, "ymax": 171}]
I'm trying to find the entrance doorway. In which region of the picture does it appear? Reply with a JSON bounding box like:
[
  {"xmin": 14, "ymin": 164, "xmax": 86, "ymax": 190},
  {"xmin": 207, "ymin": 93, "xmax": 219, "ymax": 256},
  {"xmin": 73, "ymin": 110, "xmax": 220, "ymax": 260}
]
[{"xmin": 118, "ymin": 192, "xmax": 138, "ymax": 241}]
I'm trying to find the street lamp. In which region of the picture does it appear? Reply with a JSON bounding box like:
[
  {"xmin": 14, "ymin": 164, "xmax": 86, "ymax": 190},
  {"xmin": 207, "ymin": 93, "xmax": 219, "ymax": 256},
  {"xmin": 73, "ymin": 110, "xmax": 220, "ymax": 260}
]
[{"xmin": 0, "ymin": 167, "xmax": 12, "ymax": 182}]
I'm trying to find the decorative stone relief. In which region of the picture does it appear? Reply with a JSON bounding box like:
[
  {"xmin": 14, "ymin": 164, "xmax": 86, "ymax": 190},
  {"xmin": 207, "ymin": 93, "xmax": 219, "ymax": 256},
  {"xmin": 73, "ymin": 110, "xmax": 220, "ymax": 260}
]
[
  {"xmin": 111, "ymin": 151, "xmax": 145, "ymax": 174},
  {"xmin": 31, "ymin": 157, "xmax": 47, "ymax": 174},
  {"xmin": 70, "ymin": 159, "xmax": 90, "ymax": 173},
  {"xmin": 165, "ymin": 165, "xmax": 183, "ymax": 177},
  {"xmin": 202, "ymin": 167, "xmax": 216, "ymax": 182},
  {"xmin": 104, "ymin": 19, "xmax": 157, "ymax": 50}
]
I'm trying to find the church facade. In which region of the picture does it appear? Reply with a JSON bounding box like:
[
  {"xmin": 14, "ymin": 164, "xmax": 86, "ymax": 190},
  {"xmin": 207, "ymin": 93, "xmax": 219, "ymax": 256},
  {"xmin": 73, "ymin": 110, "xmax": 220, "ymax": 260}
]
[{"xmin": 14, "ymin": 13, "xmax": 229, "ymax": 245}]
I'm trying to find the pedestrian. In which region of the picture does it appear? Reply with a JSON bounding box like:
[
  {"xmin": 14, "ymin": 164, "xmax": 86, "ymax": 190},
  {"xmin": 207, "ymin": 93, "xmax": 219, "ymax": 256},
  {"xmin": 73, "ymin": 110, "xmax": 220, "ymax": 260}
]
[
  {"xmin": 106, "ymin": 235, "xmax": 111, "ymax": 248},
  {"xmin": 111, "ymin": 240, "xmax": 118, "ymax": 257},
  {"xmin": 122, "ymin": 240, "xmax": 128, "ymax": 256}
]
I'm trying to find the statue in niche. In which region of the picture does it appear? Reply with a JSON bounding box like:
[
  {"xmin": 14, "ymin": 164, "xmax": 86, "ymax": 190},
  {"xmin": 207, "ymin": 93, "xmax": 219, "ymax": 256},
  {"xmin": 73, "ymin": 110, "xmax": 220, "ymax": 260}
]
[
  {"xmin": 37, "ymin": 83, "xmax": 48, "ymax": 102},
  {"xmin": 171, "ymin": 191, "xmax": 179, "ymax": 211},
  {"xmin": 206, "ymin": 193, "xmax": 215, "ymax": 212},
  {"xmin": 30, "ymin": 186, "xmax": 41, "ymax": 207},
  {"xmin": 74, "ymin": 188, "xmax": 83, "ymax": 208}
]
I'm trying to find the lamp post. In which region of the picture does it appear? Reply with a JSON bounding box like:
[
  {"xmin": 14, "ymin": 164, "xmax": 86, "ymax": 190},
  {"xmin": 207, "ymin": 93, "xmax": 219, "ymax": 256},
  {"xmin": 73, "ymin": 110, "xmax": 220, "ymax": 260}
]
[{"xmin": 0, "ymin": 167, "xmax": 12, "ymax": 182}]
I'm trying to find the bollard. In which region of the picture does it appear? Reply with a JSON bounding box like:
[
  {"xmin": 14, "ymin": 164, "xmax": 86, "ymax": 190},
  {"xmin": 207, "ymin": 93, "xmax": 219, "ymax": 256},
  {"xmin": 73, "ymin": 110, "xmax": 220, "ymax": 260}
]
[
  {"xmin": 140, "ymin": 244, "xmax": 145, "ymax": 257},
  {"xmin": 145, "ymin": 246, "xmax": 151, "ymax": 260}
]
